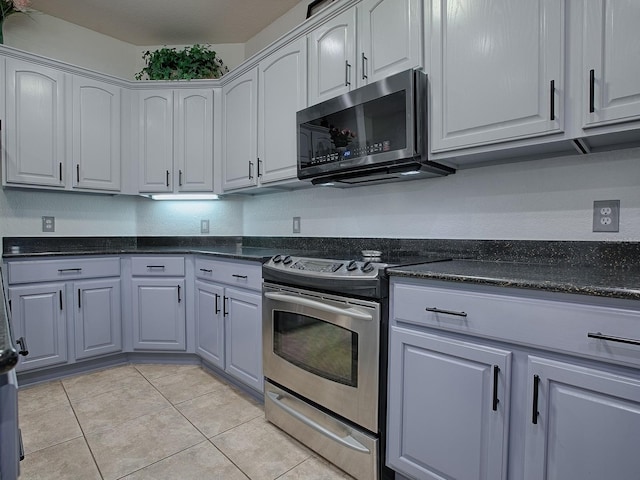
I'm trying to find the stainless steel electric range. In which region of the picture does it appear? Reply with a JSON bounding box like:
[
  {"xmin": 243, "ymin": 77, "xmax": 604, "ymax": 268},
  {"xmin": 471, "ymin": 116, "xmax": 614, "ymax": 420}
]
[{"xmin": 262, "ymin": 252, "xmax": 451, "ymax": 480}]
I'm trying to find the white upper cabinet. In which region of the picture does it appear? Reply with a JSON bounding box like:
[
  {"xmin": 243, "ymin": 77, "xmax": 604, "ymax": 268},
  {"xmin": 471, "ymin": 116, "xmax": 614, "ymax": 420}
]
[
  {"xmin": 430, "ymin": 0, "xmax": 564, "ymax": 153},
  {"xmin": 308, "ymin": 8, "xmax": 358, "ymax": 105},
  {"xmin": 138, "ymin": 90, "xmax": 174, "ymax": 193},
  {"xmin": 308, "ymin": 0, "xmax": 423, "ymax": 105},
  {"xmin": 138, "ymin": 88, "xmax": 214, "ymax": 193},
  {"xmin": 4, "ymin": 58, "xmax": 66, "ymax": 187},
  {"xmin": 582, "ymin": 0, "xmax": 640, "ymax": 129},
  {"xmin": 175, "ymin": 89, "xmax": 214, "ymax": 192},
  {"xmin": 258, "ymin": 37, "xmax": 307, "ymax": 185},
  {"xmin": 358, "ymin": 0, "xmax": 423, "ymax": 84},
  {"xmin": 72, "ymin": 76, "xmax": 121, "ymax": 191},
  {"xmin": 222, "ymin": 67, "xmax": 259, "ymax": 191}
]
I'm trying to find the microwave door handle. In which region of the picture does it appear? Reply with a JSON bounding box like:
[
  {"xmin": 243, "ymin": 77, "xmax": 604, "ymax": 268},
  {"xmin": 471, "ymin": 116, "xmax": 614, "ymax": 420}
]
[
  {"xmin": 267, "ymin": 391, "xmax": 370, "ymax": 453},
  {"xmin": 264, "ymin": 292, "xmax": 373, "ymax": 321}
]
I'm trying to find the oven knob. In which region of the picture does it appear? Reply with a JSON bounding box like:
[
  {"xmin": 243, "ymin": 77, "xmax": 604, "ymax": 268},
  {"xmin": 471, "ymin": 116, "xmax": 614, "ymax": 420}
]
[
  {"xmin": 272, "ymin": 254, "xmax": 282, "ymax": 263},
  {"xmin": 346, "ymin": 260, "xmax": 358, "ymax": 271},
  {"xmin": 361, "ymin": 261, "xmax": 375, "ymax": 273},
  {"xmin": 283, "ymin": 255, "xmax": 293, "ymax": 265}
]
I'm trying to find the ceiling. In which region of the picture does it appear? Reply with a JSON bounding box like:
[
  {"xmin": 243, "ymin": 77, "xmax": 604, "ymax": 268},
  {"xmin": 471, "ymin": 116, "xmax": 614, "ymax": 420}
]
[{"xmin": 29, "ymin": 0, "xmax": 304, "ymax": 46}]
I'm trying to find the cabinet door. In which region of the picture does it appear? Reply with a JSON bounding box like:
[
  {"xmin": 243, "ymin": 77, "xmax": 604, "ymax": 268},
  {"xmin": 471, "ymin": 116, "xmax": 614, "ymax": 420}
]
[
  {"xmin": 524, "ymin": 356, "xmax": 640, "ymax": 480},
  {"xmin": 308, "ymin": 8, "xmax": 357, "ymax": 105},
  {"xmin": 583, "ymin": 1, "xmax": 640, "ymax": 128},
  {"xmin": 72, "ymin": 76, "xmax": 121, "ymax": 192},
  {"xmin": 131, "ymin": 278, "xmax": 186, "ymax": 351},
  {"xmin": 222, "ymin": 68, "xmax": 259, "ymax": 191},
  {"xmin": 195, "ymin": 280, "xmax": 224, "ymax": 369},
  {"xmin": 138, "ymin": 90, "xmax": 174, "ymax": 192},
  {"xmin": 224, "ymin": 287, "xmax": 263, "ymax": 392},
  {"xmin": 358, "ymin": 0, "xmax": 422, "ymax": 85},
  {"xmin": 175, "ymin": 89, "xmax": 214, "ymax": 192},
  {"xmin": 387, "ymin": 326, "xmax": 511, "ymax": 480},
  {"xmin": 9, "ymin": 283, "xmax": 67, "ymax": 371},
  {"xmin": 4, "ymin": 58, "xmax": 66, "ymax": 187},
  {"xmin": 430, "ymin": 0, "xmax": 564, "ymax": 152},
  {"xmin": 73, "ymin": 278, "xmax": 122, "ymax": 360},
  {"xmin": 258, "ymin": 37, "xmax": 307, "ymax": 184}
]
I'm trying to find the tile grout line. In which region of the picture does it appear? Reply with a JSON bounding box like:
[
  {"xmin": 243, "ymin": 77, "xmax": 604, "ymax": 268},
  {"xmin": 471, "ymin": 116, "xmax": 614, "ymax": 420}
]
[{"xmin": 61, "ymin": 380, "xmax": 106, "ymax": 480}]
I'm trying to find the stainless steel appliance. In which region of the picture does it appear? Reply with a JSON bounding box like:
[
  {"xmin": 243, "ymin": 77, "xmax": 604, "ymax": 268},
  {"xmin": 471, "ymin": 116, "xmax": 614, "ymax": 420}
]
[
  {"xmin": 262, "ymin": 253, "xmax": 450, "ymax": 480},
  {"xmin": 297, "ymin": 69, "xmax": 455, "ymax": 187}
]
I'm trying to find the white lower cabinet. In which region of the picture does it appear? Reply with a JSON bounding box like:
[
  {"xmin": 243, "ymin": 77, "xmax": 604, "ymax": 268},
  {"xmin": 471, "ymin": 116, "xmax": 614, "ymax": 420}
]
[
  {"xmin": 388, "ymin": 278, "xmax": 640, "ymax": 480},
  {"xmin": 195, "ymin": 257, "xmax": 263, "ymax": 392},
  {"xmin": 6, "ymin": 257, "xmax": 122, "ymax": 371},
  {"xmin": 524, "ymin": 356, "xmax": 640, "ymax": 480},
  {"xmin": 388, "ymin": 325, "xmax": 511, "ymax": 480},
  {"xmin": 130, "ymin": 257, "xmax": 186, "ymax": 352},
  {"xmin": 9, "ymin": 283, "xmax": 67, "ymax": 372}
]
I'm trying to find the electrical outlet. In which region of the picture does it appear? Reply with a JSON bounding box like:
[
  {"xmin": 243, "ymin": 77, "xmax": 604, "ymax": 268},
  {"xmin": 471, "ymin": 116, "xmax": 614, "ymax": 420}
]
[
  {"xmin": 42, "ymin": 216, "xmax": 55, "ymax": 232},
  {"xmin": 200, "ymin": 219, "xmax": 210, "ymax": 234},
  {"xmin": 292, "ymin": 216, "xmax": 301, "ymax": 234},
  {"xmin": 593, "ymin": 200, "xmax": 620, "ymax": 232}
]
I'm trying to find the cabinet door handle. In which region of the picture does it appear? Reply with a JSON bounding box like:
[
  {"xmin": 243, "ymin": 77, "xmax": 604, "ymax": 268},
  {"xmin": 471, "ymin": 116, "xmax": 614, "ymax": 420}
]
[
  {"xmin": 492, "ymin": 365, "xmax": 500, "ymax": 411},
  {"xmin": 223, "ymin": 296, "xmax": 229, "ymax": 316},
  {"xmin": 257, "ymin": 158, "xmax": 262, "ymax": 177},
  {"xmin": 177, "ymin": 285, "xmax": 182, "ymax": 303},
  {"xmin": 425, "ymin": 307, "xmax": 467, "ymax": 318},
  {"xmin": 587, "ymin": 332, "xmax": 640, "ymax": 346},
  {"xmin": 549, "ymin": 80, "xmax": 555, "ymax": 121},
  {"xmin": 589, "ymin": 69, "xmax": 595, "ymax": 113},
  {"xmin": 78, "ymin": 289, "xmax": 81, "ymax": 309},
  {"xmin": 249, "ymin": 161, "xmax": 254, "ymax": 180},
  {"xmin": 179, "ymin": 169, "xmax": 183, "ymax": 186},
  {"xmin": 345, "ymin": 60, "xmax": 351, "ymax": 86},
  {"xmin": 232, "ymin": 274, "xmax": 248, "ymax": 279},
  {"xmin": 76, "ymin": 164, "xmax": 80, "ymax": 183},
  {"xmin": 532, "ymin": 374, "xmax": 540, "ymax": 424},
  {"xmin": 215, "ymin": 293, "xmax": 221, "ymax": 314},
  {"xmin": 59, "ymin": 290, "xmax": 63, "ymax": 311},
  {"xmin": 361, "ymin": 53, "xmax": 368, "ymax": 80},
  {"xmin": 199, "ymin": 268, "xmax": 212, "ymax": 273},
  {"xmin": 58, "ymin": 268, "xmax": 82, "ymax": 273},
  {"xmin": 16, "ymin": 337, "xmax": 29, "ymax": 357},
  {"xmin": 59, "ymin": 163, "xmax": 63, "ymax": 182},
  {"xmin": 166, "ymin": 170, "xmax": 170, "ymax": 187}
]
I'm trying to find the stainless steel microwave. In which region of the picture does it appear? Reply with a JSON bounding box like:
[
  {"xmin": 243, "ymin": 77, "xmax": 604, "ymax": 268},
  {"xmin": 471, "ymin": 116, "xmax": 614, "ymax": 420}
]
[{"xmin": 297, "ymin": 69, "xmax": 454, "ymax": 187}]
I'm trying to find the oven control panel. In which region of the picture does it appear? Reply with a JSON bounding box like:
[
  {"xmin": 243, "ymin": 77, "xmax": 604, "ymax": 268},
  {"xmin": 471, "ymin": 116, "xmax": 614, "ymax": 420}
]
[{"xmin": 264, "ymin": 255, "xmax": 384, "ymax": 278}]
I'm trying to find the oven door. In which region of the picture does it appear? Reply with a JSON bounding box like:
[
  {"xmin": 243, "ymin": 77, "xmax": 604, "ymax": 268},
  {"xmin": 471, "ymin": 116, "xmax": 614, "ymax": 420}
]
[{"xmin": 262, "ymin": 283, "xmax": 380, "ymax": 433}]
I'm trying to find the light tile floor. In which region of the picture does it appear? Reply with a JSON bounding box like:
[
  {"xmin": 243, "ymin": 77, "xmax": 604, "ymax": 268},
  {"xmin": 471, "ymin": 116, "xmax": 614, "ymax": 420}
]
[{"xmin": 18, "ymin": 364, "xmax": 354, "ymax": 480}]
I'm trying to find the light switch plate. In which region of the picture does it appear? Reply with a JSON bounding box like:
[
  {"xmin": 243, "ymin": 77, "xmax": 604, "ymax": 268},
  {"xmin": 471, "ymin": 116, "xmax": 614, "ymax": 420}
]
[
  {"xmin": 42, "ymin": 216, "xmax": 55, "ymax": 232},
  {"xmin": 200, "ymin": 219, "xmax": 210, "ymax": 234}
]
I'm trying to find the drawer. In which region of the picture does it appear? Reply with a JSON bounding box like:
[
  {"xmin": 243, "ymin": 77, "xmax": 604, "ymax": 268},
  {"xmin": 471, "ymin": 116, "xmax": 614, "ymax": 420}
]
[
  {"xmin": 195, "ymin": 257, "xmax": 262, "ymax": 291},
  {"xmin": 131, "ymin": 256, "xmax": 185, "ymax": 276},
  {"xmin": 392, "ymin": 279, "xmax": 640, "ymax": 369},
  {"xmin": 7, "ymin": 257, "xmax": 120, "ymax": 284}
]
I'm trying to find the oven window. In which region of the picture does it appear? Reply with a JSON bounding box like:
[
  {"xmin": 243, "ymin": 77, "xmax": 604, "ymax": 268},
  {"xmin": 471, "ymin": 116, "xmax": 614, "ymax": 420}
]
[{"xmin": 273, "ymin": 311, "xmax": 358, "ymax": 387}]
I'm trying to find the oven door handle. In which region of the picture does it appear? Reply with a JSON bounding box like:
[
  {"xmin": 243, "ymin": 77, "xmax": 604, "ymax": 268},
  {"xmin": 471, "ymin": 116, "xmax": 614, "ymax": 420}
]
[
  {"xmin": 264, "ymin": 292, "xmax": 373, "ymax": 321},
  {"xmin": 266, "ymin": 391, "xmax": 371, "ymax": 453}
]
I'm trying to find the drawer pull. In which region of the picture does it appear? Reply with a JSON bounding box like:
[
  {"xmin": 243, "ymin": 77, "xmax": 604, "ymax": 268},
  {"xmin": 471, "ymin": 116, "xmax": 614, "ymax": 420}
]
[
  {"xmin": 232, "ymin": 274, "xmax": 248, "ymax": 279},
  {"xmin": 532, "ymin": 374, "xmax": 540, "ymax": 425},
  {"xmin": 58, "ymin": 268, "xmax": 82, "ymax": 273},
  {"xmin": 146, "ymin": 265, "xmax": 166, "ymax": 269},
  {"xmin": 587, "ymin": 332, "xmax": 640, "ymax": 347},
  {"xmin": 199, "ymin": 268, "xmax": 213, "ymax": 273},
  {"xmin": 492, "ymin": 365, "xmax": 500, "ymax": 411},
  {"xmin": 425, "ymin": 307, "xmax": 467, "ymax": 318}
]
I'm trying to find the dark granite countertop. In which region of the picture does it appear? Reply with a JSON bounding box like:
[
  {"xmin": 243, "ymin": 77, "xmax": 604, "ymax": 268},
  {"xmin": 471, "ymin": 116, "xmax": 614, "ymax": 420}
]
[{"xmin": 387, "ymin": 259, "xmax": 640, "ymax": 301}]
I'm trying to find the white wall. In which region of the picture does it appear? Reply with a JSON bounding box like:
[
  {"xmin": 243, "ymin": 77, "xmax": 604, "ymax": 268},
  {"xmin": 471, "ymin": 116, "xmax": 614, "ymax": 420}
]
[
  {"xmin": 3, "ymin": 12, "xmax": 137, "ymax": 79},
  {"xmin": 242, "ymin": 148, "xmax": 640, "ymax": 241},
  {"xmin": 245, "ymin": 2, "xmax": 309, "ymax": 58}
]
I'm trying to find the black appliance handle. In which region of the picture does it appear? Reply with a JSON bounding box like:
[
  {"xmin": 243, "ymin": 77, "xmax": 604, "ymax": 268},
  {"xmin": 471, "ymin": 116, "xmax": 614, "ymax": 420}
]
[{"xmin": 16, "ymin": 337, "xmax": 29, "ymax": 357}]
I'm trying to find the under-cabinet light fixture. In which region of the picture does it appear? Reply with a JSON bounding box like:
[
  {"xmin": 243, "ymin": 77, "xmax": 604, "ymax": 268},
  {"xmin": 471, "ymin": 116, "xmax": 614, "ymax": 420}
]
[{"xmin": 146, "ymin": 194, "xmax": 220, "ymax": 201}]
